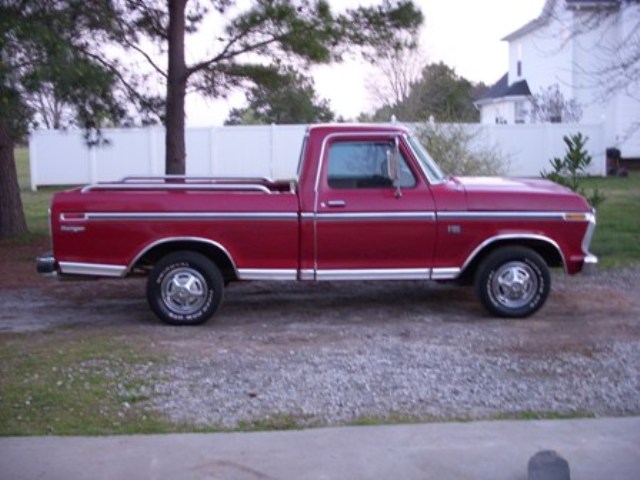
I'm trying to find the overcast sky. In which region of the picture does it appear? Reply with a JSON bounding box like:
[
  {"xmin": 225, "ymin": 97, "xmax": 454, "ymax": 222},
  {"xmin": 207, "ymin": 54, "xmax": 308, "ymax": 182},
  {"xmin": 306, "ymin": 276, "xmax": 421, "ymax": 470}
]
[{"xmin": 186, "ymin": 0, "xmax": 546, "ymax": 126}]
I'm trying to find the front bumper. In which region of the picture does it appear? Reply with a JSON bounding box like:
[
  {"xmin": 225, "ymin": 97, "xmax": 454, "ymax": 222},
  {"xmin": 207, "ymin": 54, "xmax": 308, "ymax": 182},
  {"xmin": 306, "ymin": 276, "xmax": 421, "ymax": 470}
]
[
  {"xmin": 582, "ymin": 253, "xmax": 598, "ymax": 275},
  {"xmin": 580, "ymin": 210, "xmax": 598, "ymax": 275},
  {"xmin": 36, "ymin": 252, "xmax": 58, "ymax": 276}
]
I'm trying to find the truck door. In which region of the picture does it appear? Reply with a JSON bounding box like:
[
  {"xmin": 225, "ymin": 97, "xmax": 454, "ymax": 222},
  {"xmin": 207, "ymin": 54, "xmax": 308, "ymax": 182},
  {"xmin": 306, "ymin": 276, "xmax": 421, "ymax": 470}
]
[{"xmin": 313, "ymin": 135, "xmax": 437, "ymax": 279}]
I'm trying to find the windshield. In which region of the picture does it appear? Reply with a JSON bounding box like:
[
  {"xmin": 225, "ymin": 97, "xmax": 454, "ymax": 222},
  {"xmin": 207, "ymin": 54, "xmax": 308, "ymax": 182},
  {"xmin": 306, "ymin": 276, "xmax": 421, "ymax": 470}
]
[{"xmin": 405, "ymin": 134, "xmax": 446, "ymax": 184}]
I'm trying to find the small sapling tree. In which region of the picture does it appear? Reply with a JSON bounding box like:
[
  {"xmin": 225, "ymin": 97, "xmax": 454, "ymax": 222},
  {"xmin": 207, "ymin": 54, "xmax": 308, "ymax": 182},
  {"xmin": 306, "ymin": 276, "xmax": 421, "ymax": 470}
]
[{"xmin": 541, "ymin": 132, "xmax": 605, "ymax": 208}]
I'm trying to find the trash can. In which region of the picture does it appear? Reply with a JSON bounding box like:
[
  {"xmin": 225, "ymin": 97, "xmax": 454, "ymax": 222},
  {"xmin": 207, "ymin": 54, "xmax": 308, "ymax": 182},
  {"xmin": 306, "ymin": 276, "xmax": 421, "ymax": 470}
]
[{"xmin": 606, "ymin": 147, "xmax": 621, "ymax": 175}]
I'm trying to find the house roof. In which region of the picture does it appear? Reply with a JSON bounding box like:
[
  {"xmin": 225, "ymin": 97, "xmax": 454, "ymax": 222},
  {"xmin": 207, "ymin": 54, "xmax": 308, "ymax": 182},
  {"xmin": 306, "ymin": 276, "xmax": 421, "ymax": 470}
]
[
  {"xmin": 566, "ymin": 0, "xmax": 620, "ymax": 7},
  {"xmin": 475, "ymin": 73, "xmax": 532, "ymax": 105},
  {"xmin": 502, "ymin": 0, "xmax": 557, "ymax": 41},
  {"xmin": 502, "ymin": 0, "xmax": 621, "ymax": 41}
]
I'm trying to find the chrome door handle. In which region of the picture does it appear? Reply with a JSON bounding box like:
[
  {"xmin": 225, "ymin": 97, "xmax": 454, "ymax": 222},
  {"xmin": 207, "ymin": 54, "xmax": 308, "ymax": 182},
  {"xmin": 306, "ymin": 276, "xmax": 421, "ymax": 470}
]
[{"xmin": 326, "ymin": 200, "xmax": 346, "ymax": 207}]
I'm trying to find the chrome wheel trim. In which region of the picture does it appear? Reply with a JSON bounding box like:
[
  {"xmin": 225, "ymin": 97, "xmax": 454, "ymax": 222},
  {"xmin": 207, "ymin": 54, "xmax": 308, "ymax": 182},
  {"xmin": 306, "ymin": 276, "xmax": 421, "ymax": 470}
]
[
  {"xmin": 491, "ymin": 261, "xmax": 538, "ymax": 309},
  {"xmin": 161, "ymin": 267, "xmax": 208, "ymax": 315}
]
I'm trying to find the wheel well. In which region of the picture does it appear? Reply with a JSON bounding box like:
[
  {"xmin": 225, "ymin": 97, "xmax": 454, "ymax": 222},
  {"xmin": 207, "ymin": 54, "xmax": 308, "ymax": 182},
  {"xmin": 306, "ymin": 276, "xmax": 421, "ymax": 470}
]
[
  {"xmin": 458, "ymin": 238, "xmax": 564, "ymax": 285},
  {"xmin": 132, "ymin": 240, "xmax": 237, "ymax": 283}
]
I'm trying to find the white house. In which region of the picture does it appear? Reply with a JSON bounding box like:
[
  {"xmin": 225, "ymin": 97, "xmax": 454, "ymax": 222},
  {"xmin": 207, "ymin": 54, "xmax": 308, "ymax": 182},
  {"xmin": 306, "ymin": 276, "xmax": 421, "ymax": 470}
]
[{"xmin": 475, "ymin": 0, "xmax": 640, "ymax": 159}]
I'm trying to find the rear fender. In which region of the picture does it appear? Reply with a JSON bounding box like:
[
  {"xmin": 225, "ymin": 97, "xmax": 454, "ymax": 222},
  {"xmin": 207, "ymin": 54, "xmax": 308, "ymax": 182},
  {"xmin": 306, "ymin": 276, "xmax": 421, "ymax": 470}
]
[{"xmin": 128, "ymin": 237, "xmax": 238, "ymax": 281}]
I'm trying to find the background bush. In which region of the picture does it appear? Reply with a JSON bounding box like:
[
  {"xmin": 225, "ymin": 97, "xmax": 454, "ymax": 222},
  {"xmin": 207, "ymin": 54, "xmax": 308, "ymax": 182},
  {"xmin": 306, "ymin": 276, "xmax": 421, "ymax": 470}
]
[{"xmin": 414, "ymin": 122, "xmax": 509, "ymax": 176}]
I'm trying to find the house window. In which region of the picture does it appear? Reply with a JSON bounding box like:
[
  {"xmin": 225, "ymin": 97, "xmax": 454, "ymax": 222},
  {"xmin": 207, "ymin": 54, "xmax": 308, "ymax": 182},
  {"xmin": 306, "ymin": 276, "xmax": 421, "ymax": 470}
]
[
  {"xmin": 517, "ymin": 44, "xmax": 523, "ymax": 77},
  {"xmin": 550, "ymin": 114, "xmax": 562, "ymax": 124},
  {"xmin": 515, "ymin": 101, "xmax": 527, "ymax": 123}
]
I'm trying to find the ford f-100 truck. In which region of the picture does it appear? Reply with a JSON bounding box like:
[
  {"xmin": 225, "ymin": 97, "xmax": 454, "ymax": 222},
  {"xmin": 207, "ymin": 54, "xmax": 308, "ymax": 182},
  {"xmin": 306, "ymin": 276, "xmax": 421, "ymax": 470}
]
[{"xmin": 37, "ymin": 124, "xmax": 597, "ymax": 325}]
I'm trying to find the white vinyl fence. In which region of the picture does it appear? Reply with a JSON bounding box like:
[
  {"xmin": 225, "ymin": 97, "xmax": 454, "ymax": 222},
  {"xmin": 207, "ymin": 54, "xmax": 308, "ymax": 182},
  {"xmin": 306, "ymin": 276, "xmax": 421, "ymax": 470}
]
[
  {"xmin": 442, "ymin": 123, "xmax": 606, "ymax": 177},
  {"xmin": 28, "ymin": 123, "xmax": 607, "ymax": 190}
]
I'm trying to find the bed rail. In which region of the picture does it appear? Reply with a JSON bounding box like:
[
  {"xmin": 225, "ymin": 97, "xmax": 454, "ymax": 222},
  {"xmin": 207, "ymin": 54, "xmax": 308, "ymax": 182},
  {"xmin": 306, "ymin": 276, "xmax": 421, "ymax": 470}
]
[{"xmin": 119, "ymin": 175, "xmax": 274, "ymax": 183}]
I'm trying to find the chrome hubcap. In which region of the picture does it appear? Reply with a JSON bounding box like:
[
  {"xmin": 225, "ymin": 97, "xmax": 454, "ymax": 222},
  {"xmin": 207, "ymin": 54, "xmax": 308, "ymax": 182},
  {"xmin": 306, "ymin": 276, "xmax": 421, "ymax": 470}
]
[
  {"xmin": 161, "ymin": 268, "xmax": 207, "ymax": 315},
  {"xmin": 491, "ymin": 261, "xmax": 538, "ymax": 309}
]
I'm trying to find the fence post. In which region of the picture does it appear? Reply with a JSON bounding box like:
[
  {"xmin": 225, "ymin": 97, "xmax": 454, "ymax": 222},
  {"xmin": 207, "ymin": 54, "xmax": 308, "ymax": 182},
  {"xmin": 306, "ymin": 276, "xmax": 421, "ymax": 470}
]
[
  {"xmin": 89, "ymin": 145, "xmax": 97, "ymax": 184},
  {"xmin": 270, "ymin": 123, "xmax": 276, "ymax": 180},
  {"xmin": 148, "ymin": 128, "xmax": 157, "ymax": 176},
  {"xmin": 29, "ymin": 132, "xmax": 38, "ymax": 191},
  {"xmin": 209, "ymin": 127, "xmax": 217, "ymax": 175}
]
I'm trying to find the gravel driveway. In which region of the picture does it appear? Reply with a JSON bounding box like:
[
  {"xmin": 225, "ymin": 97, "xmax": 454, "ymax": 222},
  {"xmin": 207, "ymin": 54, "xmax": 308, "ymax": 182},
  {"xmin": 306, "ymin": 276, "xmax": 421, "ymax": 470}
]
[{"xmin": 2, "ymin": 256, "xmax": 639, "ymax": 429}]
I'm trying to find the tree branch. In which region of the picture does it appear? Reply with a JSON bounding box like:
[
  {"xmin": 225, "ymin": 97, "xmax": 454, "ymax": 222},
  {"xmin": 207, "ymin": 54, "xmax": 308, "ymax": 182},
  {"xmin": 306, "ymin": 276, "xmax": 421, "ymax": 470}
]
[
  {"xmin": 186, "ymin": 33, "xmax": 287, "ymax": 78},
  {"xmin": 78, "ymin": 47, "xmax": 159, "ymax": 111},
  {"xmin": 122, "ymin": 38, "xmax": 168, "ymax": 78}
]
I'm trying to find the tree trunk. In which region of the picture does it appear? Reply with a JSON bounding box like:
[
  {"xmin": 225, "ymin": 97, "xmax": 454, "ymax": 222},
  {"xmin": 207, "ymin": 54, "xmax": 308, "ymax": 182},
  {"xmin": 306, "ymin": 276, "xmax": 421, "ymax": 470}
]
[
  {"xmin": 0, "ymin": 120, "xmax": 29, "ymax": 239},
  {"xmin": 165, "ymin": 0, "xmax": 188, "ymax": 175}
]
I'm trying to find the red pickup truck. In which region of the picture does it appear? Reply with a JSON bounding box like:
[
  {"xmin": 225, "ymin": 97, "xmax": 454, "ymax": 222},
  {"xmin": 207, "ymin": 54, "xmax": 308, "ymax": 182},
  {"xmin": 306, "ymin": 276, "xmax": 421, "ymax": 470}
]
[{"xmin": 37, "ymin": 124, "xmax": 597, "ymax": 324}]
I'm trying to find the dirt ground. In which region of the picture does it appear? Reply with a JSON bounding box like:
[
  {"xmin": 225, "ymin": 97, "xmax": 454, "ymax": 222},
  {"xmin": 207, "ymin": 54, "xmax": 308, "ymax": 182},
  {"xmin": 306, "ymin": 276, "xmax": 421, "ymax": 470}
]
[
  {"xmin": 2, "ymin": 239, "xmax": 640, "ymax": 342},
  {"xmin": 3, "ymin": 240, "xmax": 640, "ymax": 426}
]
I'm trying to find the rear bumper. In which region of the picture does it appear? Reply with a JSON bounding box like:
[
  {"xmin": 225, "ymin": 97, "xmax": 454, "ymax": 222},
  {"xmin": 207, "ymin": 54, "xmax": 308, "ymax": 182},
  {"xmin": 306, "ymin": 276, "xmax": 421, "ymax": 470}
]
[{"xmin": 36, "ymin": 252, "xmax": 58, "ymax": 276}]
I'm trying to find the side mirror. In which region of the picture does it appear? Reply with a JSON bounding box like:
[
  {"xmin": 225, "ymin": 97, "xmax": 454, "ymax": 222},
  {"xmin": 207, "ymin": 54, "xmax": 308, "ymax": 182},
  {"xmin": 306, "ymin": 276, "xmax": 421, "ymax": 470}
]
[{"xmin": 387, "ymin": 137, "xmax": 402, "ymax": 198}]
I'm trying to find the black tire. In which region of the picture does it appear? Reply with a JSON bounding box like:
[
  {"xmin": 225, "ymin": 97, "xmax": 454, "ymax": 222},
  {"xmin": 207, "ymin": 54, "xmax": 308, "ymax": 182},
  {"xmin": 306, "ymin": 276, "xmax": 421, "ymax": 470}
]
[
  {"xmin": 146, "ymin": 251, "xmax": 224, "ymax": 325},
  {"xmin": 475, "ymin": 247, "xmax": 550, "ymax": 318}
]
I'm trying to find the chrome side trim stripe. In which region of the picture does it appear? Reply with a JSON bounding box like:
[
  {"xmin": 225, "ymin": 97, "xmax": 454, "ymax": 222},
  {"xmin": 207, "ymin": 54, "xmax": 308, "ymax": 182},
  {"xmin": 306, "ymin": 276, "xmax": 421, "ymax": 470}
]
[
  {"xmin": 70, "ymin": 210, "xmax": 590, "ymax": 222},
  {"xmin": 316, "ymin": 269, "xmax": 431, "ymax": 281},
  {"xmin": 438, "ymin": 211, "xmax": 567, "ymax": 221},
  {"xmin": 59, "ymin": 262, "xmax": 127, "ymax": 277},
  {"xmin": 316, "ymin": 212, "xmax": 436, "ymax": 221},
  {"xmin": 81, "ymin": 212, "xmax": 298, "ymax": 221},
  {"xmin": 301, "ymin": 268, "xmax": 461, "ymax": 281},
  {"xmin": 296, "ymin": 210, "xmax": 584, "ymax": 221},
  {"xmin": 300, "ymin": 269, "xmax": 315, "ymax": 281},
  {"xmin": 237, "ymin": 269, "xmax": 298, "ymax": 281},
  {"xmin": 431, "ymin": 268, "xmax": 461, "ymax": 280}
]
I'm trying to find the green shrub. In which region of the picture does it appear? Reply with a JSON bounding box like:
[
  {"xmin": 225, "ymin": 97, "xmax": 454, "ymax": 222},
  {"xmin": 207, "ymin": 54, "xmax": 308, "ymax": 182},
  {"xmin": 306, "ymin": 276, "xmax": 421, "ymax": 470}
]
[
  {"xmin": 541, "ymin": 132, "xmax": 605, "ymax": 208},
  {"xmin": 415, "ymin": 123, "xmax": 508, "ymax": 176}
]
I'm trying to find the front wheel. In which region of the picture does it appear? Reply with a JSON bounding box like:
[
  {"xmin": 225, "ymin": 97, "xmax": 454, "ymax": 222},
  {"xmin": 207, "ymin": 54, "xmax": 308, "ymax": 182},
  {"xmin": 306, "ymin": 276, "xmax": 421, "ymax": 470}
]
[
  {"xmin": 147, "ymin": 251, "xmax": 224, "ymax": 325},
  {"xmin": 475, "ymin": 247, "xmax": 550, "ymax": 318}
]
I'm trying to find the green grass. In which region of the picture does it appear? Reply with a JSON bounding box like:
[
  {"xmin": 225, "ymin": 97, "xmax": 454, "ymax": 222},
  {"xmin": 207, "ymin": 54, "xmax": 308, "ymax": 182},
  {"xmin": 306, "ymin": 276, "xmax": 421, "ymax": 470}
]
[
  {"xmin": 0, "ymin": 332, "xmax": 175, "ymax": 436},
  {"xmin": 350, "ymin": 410, "xmax": 597, "ymax": 426},
  {"xmin": 237, "ymin": 414, "xmax": 317, "ymax": 432},
  {"xmin": 15, "ymin": 147, "xmax": 65, "ymax": 238},
  {"xmin": 349, "ymin": 413, "xmax": 438, "ymax": 427},
  {"xmin": 492, "ymin": 410, "xmax": 597, "ymax": 421},
  {"xmin": 15, "ymin": 147, "xmax": 30, "ymax": 190},
  {"xmin": 583, "ymin": 172, "xmax": 640, "ymax": 268}
]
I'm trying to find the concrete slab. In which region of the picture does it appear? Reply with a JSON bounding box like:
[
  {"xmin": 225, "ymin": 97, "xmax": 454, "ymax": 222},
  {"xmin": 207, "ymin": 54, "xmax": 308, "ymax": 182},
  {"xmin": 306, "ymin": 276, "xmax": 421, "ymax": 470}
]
[{"xmin": 1, "ymin": 417, "xmax": 639, "ymax": 480}]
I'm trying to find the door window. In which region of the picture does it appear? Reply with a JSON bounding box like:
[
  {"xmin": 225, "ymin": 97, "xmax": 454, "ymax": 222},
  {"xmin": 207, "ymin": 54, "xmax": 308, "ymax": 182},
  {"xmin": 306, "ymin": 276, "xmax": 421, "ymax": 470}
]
[{"xmin": 327, "ymin": 141, "xmax": 416, "ymax": 189}]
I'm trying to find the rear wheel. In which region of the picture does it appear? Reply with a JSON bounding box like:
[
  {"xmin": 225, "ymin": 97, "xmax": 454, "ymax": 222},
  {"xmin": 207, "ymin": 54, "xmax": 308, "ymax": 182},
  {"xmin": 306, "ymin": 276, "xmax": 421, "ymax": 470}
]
[
  {"xmin": 147, "ymin": 251, "xmax": 224, "ymax": 325},
  {"xmin": 475, "ymin": 247, "xmax": 550, "ymax": 318}
]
